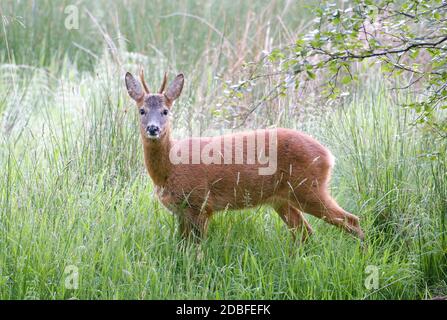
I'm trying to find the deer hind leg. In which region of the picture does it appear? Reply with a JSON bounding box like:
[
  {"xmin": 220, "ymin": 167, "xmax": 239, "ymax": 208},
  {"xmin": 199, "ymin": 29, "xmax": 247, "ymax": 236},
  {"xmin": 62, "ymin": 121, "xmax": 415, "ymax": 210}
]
[
  {"xmin": 293, "ymin": 191, "xmax": 364, "ymax": 240},
  {"xmin": 177, "ymin": 215, "xmax": 192, "ymax": 239},
  {"xmin": 273, "ymin": 202, "xmax": 314, "ymax": 242},
  {"xmin": 177, "ymin": 209, "xmax": 210, "ymax": 241}
]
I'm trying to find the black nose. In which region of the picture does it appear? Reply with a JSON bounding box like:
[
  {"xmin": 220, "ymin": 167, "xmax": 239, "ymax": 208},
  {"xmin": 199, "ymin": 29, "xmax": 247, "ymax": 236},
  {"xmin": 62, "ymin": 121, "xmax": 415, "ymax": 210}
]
[{"xmin": 147, "ymin": 125, "xmax": 160, "ymax": 136}]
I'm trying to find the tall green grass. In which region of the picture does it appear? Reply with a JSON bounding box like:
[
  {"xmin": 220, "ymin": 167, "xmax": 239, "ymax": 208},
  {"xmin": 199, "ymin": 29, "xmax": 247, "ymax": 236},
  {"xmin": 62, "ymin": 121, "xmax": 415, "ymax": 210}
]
[
  {"xmin": 0, "ymin": 0, "xmax": 311, "ymax": 72},
  {"xmin": 0, "ymin": 0, "xmax": 446, "ymax": 299}
]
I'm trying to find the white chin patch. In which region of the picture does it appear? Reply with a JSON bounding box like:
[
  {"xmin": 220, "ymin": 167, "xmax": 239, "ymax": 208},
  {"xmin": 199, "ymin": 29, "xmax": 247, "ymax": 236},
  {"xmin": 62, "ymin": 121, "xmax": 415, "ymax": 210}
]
[{"xmin": 147, "ymin": 133, "xmax": 160, "ymax": 140}]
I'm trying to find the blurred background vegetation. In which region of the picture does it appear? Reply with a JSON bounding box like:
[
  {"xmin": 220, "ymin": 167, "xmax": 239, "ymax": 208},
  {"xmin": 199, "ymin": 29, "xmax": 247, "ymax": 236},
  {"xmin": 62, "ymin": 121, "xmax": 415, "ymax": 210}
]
[{"xmin": 0, "ymin": 0, "xmax": 445, "ymax": 299}]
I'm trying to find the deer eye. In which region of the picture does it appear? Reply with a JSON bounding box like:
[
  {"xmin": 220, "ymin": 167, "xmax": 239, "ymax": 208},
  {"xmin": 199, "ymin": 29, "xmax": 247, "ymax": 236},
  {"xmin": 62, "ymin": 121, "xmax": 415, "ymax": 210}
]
[
  {"xmin": 139, "ymin": 109, "xmax": 145, "ymax": 115},
  {"xmin": 162, "ymin": 109, "xmax": 169, "ymax": 116}
]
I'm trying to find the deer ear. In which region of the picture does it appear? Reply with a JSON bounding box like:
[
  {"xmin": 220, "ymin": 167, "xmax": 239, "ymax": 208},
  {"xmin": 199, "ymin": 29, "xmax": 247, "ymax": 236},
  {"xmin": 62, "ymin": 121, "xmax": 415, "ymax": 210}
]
[
  {"xmin": 125, "ymin": 72, "xmax": 144, "ymax": 102},
  {"xmin": 165, "ymin": 74, "xmax": 184, "ymax": 104}
]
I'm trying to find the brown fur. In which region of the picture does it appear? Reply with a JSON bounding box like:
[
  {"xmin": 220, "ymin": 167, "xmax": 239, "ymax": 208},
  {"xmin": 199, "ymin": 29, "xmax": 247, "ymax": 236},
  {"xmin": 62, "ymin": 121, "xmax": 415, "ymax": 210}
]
[
  {"xmin": 126, "ymin": 71, "xmax": 364, "ymax": 242},
  {"xmin": 142, "ymin": 127, "xmax": 364, "ymax": 241}
]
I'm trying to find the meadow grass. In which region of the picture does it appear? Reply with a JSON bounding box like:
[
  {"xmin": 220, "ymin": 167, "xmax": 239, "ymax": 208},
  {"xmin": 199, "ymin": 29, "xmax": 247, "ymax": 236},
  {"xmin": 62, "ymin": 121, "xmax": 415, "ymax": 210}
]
[{"xmin": 0, "ymin": 0, "xmax": 446, "ymax": 299}]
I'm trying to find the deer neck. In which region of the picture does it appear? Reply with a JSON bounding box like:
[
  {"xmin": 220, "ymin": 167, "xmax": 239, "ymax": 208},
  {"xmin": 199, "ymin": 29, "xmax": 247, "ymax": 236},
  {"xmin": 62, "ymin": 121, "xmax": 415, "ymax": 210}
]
[{"xmin": 141, "ymin": 130, "xmax": 173, "ymax": 187}]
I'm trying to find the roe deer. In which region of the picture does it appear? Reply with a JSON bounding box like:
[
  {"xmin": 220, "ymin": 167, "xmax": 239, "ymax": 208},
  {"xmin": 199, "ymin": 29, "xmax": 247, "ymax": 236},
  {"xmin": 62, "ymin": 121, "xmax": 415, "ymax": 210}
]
[{"xmin": 125, "ymin": 69, "xmax": 364, "ymax": 242}]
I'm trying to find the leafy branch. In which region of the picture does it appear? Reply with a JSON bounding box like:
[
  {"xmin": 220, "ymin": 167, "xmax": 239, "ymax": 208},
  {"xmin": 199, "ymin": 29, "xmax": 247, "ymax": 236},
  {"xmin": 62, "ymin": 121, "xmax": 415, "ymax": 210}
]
[{"xmin": 226, "ymin": 0, "xmax": 447, "ymax": 137}]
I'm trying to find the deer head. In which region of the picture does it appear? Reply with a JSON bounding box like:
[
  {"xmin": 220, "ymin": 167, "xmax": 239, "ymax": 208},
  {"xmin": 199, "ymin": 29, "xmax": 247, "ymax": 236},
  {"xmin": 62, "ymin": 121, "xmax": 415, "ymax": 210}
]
[{"xmin": 125, "ymin": 69, "xmax": 184, "ymax": 140}]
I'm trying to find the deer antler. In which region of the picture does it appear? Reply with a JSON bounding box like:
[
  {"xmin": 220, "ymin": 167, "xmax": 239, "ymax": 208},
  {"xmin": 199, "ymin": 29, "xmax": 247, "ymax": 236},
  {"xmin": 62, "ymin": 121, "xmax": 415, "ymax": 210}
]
[
  {"xmin": 139, "ymin": 68, "xmax": 150, "ymax": 94},
  {"xmin": 159, "ymin": 72, "xmax": 168, "ymax": 94}
]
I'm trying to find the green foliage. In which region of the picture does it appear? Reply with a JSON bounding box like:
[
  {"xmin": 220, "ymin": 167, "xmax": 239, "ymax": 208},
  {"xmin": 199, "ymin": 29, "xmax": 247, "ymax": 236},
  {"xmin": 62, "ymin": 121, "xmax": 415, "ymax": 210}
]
[
  {"xmin": 1, "ymin": 71, "xmax": 446, "ymax": 298},
  {"xmin": 0, "ymin": 0, "xmax": 446, "ymax": 299},
  {"xmin": 262, "ymin": 0, "xmax": 447, "ymax": 137}
]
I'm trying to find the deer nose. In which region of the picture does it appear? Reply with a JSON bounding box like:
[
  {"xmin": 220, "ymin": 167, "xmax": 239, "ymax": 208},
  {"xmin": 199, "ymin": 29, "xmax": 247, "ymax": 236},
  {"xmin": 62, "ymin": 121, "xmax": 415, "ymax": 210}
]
[{"xmin": 147, "ymin": 125, "xmax": 160, "ymax": 136}]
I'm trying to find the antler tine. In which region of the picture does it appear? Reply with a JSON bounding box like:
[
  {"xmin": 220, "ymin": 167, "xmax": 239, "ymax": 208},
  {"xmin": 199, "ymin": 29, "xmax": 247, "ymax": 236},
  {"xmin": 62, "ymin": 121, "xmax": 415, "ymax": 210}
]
[
  {"xmin": 139, "ymin": 68, "xmax": 150, "ymax": 94},
  {"xmin": 159, "ymin": 72, "xmax": 168, "ymax": 94}
]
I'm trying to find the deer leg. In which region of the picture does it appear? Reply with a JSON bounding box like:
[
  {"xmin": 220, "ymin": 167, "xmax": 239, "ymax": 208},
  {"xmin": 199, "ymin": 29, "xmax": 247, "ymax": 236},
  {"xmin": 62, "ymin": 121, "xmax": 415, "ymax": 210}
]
[
  {"xmin": 177, "ymin": 215, "xmax": 193, "ymax": 240},
  {"xmin": 273, "ymin": 202, "xmax": 314, "ymax": 242},
  {"xmin": 191, "ymin": 213, "xmax": 210, "ymax": 240},
  {"xmin": 178, "ymin": 209, "xmax": 210, "ymax": 241},
  {"xmin": 294, "ymin": 193, "xmax": 364, "ymax": 240}
]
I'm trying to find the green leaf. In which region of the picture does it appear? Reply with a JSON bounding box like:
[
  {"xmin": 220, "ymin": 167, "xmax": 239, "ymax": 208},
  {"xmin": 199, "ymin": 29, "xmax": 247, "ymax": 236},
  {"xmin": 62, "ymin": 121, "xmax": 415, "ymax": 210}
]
[
  {"xmin": 409, "ymin": 49, "xmax": 419, "ymax": 60},
  {"xmin": 306, "ymin": 70, "xmax": 316, "ymax": 79},
  {"xmin": 381, "ymin": 63, "xmax": 393, "ymax": 73},
  {"xmin": 341, "ymin": 76, "xmax": 352, "ymax": 85}
]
